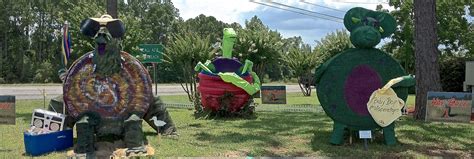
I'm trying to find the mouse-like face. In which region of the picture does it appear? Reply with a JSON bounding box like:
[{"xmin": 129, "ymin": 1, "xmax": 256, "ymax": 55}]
[{"xmin": 343, "ymin": 7, "xmax": 396, "ymax": 49}]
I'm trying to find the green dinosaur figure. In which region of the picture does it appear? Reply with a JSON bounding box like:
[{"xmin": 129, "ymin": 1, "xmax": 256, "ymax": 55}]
[
  {"xmin": 195, "ymin": 28, "xmax": 260, "ymax": 95},
  {"xmin": 314, "ymin": 7, "xmax": 415, "ymax": 146}
]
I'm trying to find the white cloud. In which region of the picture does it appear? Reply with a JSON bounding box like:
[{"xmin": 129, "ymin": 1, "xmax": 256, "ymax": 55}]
[
  {"xmin": 172, "ymin": 0, "xmax": 260, "ymax": 24},
  {"xmin": 172, "ymin": 0, "xmax": 395, "ymax": 45}
]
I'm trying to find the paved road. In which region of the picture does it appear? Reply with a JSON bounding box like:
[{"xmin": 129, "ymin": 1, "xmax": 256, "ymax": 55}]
[{"xmin": 0, "ymin": 84, "xmax": 304, "ymax": 100}]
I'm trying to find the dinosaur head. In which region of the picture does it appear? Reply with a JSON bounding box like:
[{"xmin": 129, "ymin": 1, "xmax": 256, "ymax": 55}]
[
  {"xmin": 80, "ymin": 14, "xmax": 126, "ymax": 76},
  {"xmin": 222, "ymin": 28, "xmax": 237, "ymax": 58},
  {"xmin": 343, "ymin": 7, "xmax": 396, "ymax": 48}
]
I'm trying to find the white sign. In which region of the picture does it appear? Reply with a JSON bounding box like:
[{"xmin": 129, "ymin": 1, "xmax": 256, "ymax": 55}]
[{"xmin": 359, "ymin": 130, "xmax": 372, "ymax": 139}]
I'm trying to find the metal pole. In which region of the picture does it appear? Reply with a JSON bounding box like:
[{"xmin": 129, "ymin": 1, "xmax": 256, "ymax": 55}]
[
  {"xmin": 154, "ymin": 63, "xmax": 157, "ymax": 95},
  {"xmin": 364, "ymin": 139, "xmax": 368, "ymax": 151}
]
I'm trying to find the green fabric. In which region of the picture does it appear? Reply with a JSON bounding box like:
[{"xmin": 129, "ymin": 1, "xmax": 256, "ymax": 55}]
[
  {"xmin": 240, "ymin": 60, "xmax": 253, "ymax": 74},
  {"xmin": 218, "ymin": 72, "xmax": 261, "ymax": 95},
  {"xmin": 195, "ymin": 61, "xmax": 214, "ymax": 73},
  {"xmin": 222, "ymin": 28, "xmax": 237, "ymax": 58}
]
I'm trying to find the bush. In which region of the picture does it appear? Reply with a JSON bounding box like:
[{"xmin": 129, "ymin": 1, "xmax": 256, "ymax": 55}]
[
  {"xmin": 33, "ymin": 61, "xmax": 53, "ymax": 83},
  {"xmin": 439, "ymin": 56, "xmax": 472, "ymax": 92}
]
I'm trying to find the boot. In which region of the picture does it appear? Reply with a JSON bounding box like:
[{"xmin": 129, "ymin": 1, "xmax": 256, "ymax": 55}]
[
  {"xmin": 124, "ymin": 114, "xmax": 147, "ymax": 153},
  {"xmin": 74, "ymin": 116, "xmax": 95, "ymax": 154}
]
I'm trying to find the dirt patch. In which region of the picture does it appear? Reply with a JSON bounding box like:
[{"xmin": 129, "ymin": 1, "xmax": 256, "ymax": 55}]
[
  {"xmin": 222, "ymin": 151, "xmax": 246, "ymax": 157},
  {"xmin": 268, "ymin": 146, "xmax": 289, "ymax": 155},
  {"xmin": 66, "ymin": 141, "xmax": 154, "ymax": 158},
  {"xmin": 422, "ymin": 149, "xmax": 472, "ymax": 158}
]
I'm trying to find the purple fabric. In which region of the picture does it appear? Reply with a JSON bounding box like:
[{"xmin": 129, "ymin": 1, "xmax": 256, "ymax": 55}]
[
  {"xmin": 344, "ymin": 65, "xmax": 382, "ymax": 116},
  {"xmin": 212, "ymin": 57, "xmax": 242, "ymax": 73}
]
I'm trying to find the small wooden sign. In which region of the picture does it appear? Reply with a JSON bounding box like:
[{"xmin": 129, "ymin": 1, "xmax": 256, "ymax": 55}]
[
  {"xmin": 261, "ymin": 86, "xmax": 286, "ymax": 104},
  {"xmin": 0, "ymin": 96, "xmax": 15, "ymax": 125},
  {"xmin": 426, "ymin": 92, "xmax": 472, "ymax": 123}
]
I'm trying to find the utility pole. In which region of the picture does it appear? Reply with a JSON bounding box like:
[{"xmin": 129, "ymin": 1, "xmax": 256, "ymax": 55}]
[{"xmin": 107, "ymin": 0, "xmax": 118, "ymax": 18}]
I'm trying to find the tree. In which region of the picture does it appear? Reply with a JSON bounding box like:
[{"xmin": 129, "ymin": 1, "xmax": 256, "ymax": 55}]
[
  {"xmin": 142, "ymin": 0, "xmax": 180, "ymax": 44},
  {"xmin": 234, "ymin": 16, "xmax": 284, "ymax": 83},
  {"xmin": 178, "ymin": 14, "xmax": 228, "ymax": 43},
  {"xmin": 107, "ymin": 0, "xmax": 117, "ymax": 18},
  {"xmin": 414, "ymin": 0, "xmax": 442, "ymax": 120},
  {"xmin": 283, "ymin": 44, "xmax": 317, "ymax": 96},
  {"xmin": 384, "ymin": 1, "xmax": 474, "ymax": 74},
  {"xmin": 165, "ymin": 32, "xmax": 214, "ymax": 104},
  {"xmin": 313, "ymin": 30, "xmax": 353, "ymax": 69}
]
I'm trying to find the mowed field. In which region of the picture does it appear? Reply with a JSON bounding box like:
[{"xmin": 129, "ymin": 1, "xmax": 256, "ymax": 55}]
[{"xmin": 0, "ymin": 93, "xmax": 472, "ymax": 158}]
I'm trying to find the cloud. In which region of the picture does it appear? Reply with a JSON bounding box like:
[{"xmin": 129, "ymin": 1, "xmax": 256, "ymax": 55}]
[
  {"xmin": 172, "ymin": 0, "xmax": 394, "ymax": 46},
  {"xmin": 172, "ymin": 0, "xmax": 260, "ymax": 24}
]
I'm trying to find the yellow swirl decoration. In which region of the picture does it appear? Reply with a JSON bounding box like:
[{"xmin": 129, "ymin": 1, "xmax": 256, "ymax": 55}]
[{"xmin": 63, "ymin": 52, "xmax": 152, "ymax": 119}]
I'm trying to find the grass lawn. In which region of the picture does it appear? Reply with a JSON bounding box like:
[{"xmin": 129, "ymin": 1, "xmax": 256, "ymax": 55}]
[
  {"xmin": 161, "ymin": 91, "xmax": 320, "ymax": 105},
  {"xmin": 0, "ymin": 94, "xmax": 472, "ymax": 158}
]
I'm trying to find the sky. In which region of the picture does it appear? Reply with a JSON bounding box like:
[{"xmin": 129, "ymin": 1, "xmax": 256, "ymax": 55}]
[{"xmin": 172, "ymin": 0, "xmax": 394, "ymax": 46}]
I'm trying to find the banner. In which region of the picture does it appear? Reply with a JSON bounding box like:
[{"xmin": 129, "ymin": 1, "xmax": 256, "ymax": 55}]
[
  {"xmin": 426, "ymin": 92, "xmax": 472, "ymax": 123},
  {"xmin": 0, "ymin": 96, "xmax": 15, "ymax": 125},
  {"xmin": 261, "ymin": 86, "xmax": 286, "ymax": 104}
]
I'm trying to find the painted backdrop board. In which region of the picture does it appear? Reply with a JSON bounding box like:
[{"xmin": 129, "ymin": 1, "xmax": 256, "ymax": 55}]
[
  {"xmin": 261, "ymin": 86, "xmax": 286, "ymax": 104},
  {"xmin": 0, "ymin": 96, "xmax": 15, "ymax": 125},
  {"xmin": 426, "ymin": 92, "xmax": 472, "ymax": 123}
]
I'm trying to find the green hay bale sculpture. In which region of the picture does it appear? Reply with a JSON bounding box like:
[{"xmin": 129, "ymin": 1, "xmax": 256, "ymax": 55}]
[{"xmin": 315, "ymin": 7, "xmax": 415, "ymax": 145}]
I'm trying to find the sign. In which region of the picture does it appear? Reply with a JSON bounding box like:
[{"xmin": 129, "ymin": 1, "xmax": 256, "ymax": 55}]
[
  {"xmin": 359, "ymin": 130, "xmax": 372, "ymax": 139},
  {"xmin": 138, "ymin": 44, "xmax": 163, "ymax": 63},
  {"xmin": 426, "ymin": 92, "xmax": 472, "ymax": 123},
  {"xmin": 359, "ymin": 130, "xmax": 372, "ymax": 151},
  {"xmin": 261, "ymin": 86, "xmax": 286, "ymax": 104},
  {"xmin": 0, "ymin": 96, "xmax": 15, "ymax": 125},
  {"xmin": 367, "ymin": 88, "xmax": 404, "ymax": 127}
]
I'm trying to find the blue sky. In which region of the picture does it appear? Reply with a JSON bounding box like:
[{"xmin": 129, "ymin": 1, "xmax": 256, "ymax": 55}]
[{"xmin": 172, "ymin": 0, "xmax": 393, "ymax": 46}]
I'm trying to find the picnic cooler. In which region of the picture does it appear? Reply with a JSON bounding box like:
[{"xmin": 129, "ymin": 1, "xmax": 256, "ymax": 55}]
[{"xmin": 24, "ymin": 129, "xmax": 73, "ymax": 156}]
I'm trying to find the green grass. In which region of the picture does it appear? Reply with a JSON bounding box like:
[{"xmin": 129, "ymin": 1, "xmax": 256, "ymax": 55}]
[
  {"xmin": 0, "ymin": 94, "xmax": 472, "ymax": 158},
  {"xmin": 161, "ymin": 91, "xmax": 320, "ymax": 105}
]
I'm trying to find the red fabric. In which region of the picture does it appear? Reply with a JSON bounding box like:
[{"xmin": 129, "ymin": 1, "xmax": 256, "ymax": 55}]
[{"xmin": 198, "ymin": 73, "xmax": 252, "ymax": 112}]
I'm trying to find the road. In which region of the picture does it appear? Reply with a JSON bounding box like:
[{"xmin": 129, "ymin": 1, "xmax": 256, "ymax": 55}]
[{"xmin": 0, "ymin": 84, "xmax": 304, "ymax": 100}]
